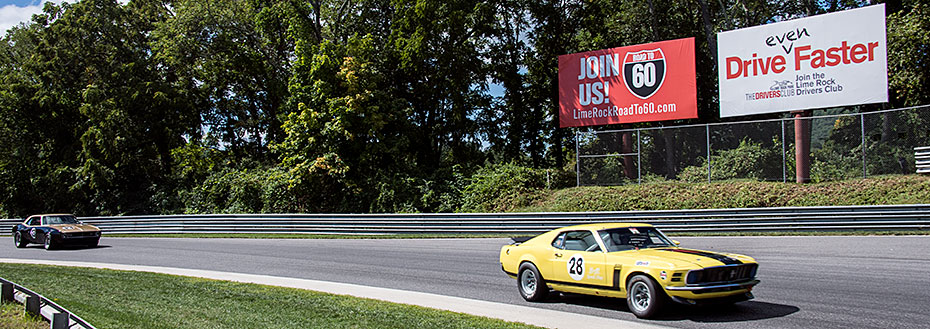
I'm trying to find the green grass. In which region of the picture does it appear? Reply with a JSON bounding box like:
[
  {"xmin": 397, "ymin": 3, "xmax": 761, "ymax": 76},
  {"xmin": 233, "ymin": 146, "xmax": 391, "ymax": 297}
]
[
  {"xmin": 0, "ymin": 302, "xmax": 46, "ymax": 329},
  {"xmin": 513, "ymin": 175, "xmax": 930, "ymax": 213},
  {"xmin": 0, "ymin": 263, "xmax": 540, "ymax": 329}
]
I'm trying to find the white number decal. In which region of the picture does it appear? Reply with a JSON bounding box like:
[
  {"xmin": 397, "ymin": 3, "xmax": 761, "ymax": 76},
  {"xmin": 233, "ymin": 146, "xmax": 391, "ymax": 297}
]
[{"xmin": 567, "ymin": 254, "xmax": 585, "ymax": 281}]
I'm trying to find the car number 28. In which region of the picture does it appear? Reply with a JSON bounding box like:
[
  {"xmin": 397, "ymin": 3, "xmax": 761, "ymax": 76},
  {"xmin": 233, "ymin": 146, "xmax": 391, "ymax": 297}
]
[{"xmin": 567, "ymin": 254, "xmax": 585, "ymax": 280}]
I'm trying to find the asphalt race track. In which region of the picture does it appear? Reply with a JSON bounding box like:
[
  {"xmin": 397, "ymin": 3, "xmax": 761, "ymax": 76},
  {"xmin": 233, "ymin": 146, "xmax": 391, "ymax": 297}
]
[{"xmin": 2, "ymin": 235, "xmax": 929, "ymax": 329}]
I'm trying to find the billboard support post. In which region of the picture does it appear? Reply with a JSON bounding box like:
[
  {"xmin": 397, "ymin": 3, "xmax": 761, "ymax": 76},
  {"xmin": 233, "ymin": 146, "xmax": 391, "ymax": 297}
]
[
  {"xmin": 622, "ymin": 127, "xmax": 635, "ymax": 179},
  {"xmin": 794, "ymin": 111, "xmax": 812, "ymax": 183},
  {"xmin": 637, "ymin": 130, "xmax": 642, "ymax": 184},
  {"xmin": 575, "ymin": 130, "xmax": 580, "ymax": 187},
  {"xmin": 706, "ymin": 125, "xmax": 711, "ymax": 183},
  {"xmin": 861, "ymin": 113, "xmax": 867, "ymax": 178},
  {"xmin": 781, "ymin": 119, "xmax": 787, "ymax": 183}
]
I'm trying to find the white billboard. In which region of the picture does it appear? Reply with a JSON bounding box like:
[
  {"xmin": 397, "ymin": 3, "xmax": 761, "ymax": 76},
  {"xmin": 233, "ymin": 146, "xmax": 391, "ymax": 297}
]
[{"xmin": 717, "ymin": 4, "xmax": 888, "ymax": 117}]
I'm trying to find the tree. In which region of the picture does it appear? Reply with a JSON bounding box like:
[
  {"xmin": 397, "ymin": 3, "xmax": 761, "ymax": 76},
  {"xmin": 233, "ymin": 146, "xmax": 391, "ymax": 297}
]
[
  {"xmin": 153, "ymin": 0, "xmax": 295, "ymax": 163},
  {"xmin": 0, "ymin": 0, "xmax": 194, "ymax": 216}
]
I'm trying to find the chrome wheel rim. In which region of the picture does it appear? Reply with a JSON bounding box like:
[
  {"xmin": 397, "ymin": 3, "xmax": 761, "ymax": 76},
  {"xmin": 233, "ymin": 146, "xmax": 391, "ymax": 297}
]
[
  {"xmin": 520, "ymin": 270, "xmax": 537, "ymax": 296},
  {"xmin": 44, "ymin": 236, "xmax": 50, "ymax": 249},
  {"xmin": 631, "ymin": 281, "xmax": 651, "ymax": 312},
  {"xmin": 14, "ymin": 232, "xmax": 20, "ymax": 245}
]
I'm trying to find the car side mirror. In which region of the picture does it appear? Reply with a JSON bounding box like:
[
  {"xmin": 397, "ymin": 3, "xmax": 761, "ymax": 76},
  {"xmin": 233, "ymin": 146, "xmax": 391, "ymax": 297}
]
[{"xmin": 672, "ymin": 240, "xmax": 681, "ymax": 246}]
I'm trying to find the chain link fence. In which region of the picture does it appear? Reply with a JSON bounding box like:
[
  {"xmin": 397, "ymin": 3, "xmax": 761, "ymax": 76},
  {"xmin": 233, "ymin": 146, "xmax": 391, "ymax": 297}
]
[{"xmin": 575, "ymin": 105, "xmax": 930, "ymax": 186}]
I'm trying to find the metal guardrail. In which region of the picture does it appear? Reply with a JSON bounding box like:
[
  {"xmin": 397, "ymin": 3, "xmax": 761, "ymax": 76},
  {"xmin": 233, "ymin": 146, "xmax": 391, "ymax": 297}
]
[
  {"xmin": 1, "ymin": 277, "xmax": 96, "ymax": 329},
  {"xmin": 917, "ymin": 146, "xmax": 930, "ymax": 174},
  {"xmin": 4, "ymin": 204, "xmax": 927, "ymax": 235}
]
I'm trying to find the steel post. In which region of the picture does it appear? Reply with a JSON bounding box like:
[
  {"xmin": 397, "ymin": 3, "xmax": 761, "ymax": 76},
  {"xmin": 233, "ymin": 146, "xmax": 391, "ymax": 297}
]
[
  {"xmin": 637, "ymin": 130, "xmax": 642, "ymax": 184},
  {"xmin": 25, "ymin": 295, "xmax": 39, "ymax": 317},
  {"xmin": 706, "ymin": 125, "xmax": 711, "ymax": 183},
  {"xmin": 781, "ymin": 119, "xmax": 787, "ymax": 183},
  {"xmin": 1, "ymin": 282, "xmax": 12, "ymax": 302},
  {"xmin": 861, "ymin": 113, "xmax": 867, "ymax": 178},
  {"xmin": 575, "ymin": 130, "xmax": 581, "ymax": 187},
  {"xmin": 52, "ymin": 313, "xmax": 70, "ymax": 329},
  {"xmin": 794, "ymin": 111, "xmax": 812, "ymax": 183}
]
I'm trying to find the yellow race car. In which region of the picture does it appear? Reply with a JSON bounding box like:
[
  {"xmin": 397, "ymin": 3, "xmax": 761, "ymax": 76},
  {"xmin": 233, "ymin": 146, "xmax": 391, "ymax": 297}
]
[{"xmin": 500, "ymin": 223, "xmax": 759, "ymax": 318}]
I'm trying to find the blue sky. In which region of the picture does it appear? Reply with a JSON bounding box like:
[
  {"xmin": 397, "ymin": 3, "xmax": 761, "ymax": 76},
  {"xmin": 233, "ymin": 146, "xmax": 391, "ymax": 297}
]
[
  {"xmin": 0, "ymin": 0, "xmax": 49, "ymax": 34},
  {"xmin": 0, "ymin": 1, "xmax": 41, "ymax": 6}
]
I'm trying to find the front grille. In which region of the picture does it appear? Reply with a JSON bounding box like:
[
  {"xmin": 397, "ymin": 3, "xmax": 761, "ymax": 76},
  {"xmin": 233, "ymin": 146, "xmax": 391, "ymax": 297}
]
[
  {"xmin": 64, "ymin": 231, "xmax": 98, "ymax": 238},
  {"xmin": 686, "ymin": 264, "xmax": 757, "ymax": 285}
]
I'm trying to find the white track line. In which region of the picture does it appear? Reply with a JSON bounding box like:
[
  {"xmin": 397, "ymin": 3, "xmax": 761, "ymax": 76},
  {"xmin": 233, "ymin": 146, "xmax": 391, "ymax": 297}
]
[{"xmin": 0, "ymin": 258, "xmax": 666, "ymax": 329}]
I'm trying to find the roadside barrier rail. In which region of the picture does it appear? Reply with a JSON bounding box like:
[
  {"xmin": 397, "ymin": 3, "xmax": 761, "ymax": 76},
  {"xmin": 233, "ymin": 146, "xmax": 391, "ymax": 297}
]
[
  {"xmin": 3, "ymin": 204, "xmax": 927, "ymax": 235},
  {"xmin": 0, "ymin": 277, "xmax": 96, "ymax": 329}
]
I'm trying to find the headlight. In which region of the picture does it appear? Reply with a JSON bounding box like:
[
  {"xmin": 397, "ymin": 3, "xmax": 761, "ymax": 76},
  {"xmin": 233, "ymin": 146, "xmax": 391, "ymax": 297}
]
[{"xmin": 686, "ymin": 270, "xmax": 703, "ymax": 284}]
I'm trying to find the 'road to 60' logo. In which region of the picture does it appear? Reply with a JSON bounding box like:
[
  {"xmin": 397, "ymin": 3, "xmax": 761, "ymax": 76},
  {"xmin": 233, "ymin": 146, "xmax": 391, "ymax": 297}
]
[
  {"xmin": 623, "ymin": 48, "xmax": 666, "ymax": 99},
  {"xmin": 567, "ymin": 254, "xmax": 585, "ymax": 281}
]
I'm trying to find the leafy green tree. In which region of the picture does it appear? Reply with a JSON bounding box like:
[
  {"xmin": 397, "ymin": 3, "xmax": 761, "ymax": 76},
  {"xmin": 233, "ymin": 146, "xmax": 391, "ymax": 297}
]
[
  {"xmin": 153, "ymin": 0, "xmax": 295, "ymax": 162},
  {"xmin": 0, "ymin": 0, "xmax": 194, "ymax": 216}
]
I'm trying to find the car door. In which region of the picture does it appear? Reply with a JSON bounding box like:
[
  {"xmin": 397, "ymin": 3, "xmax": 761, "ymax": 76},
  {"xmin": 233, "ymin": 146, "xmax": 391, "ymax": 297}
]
[
  {"xmin": 23, "ymin": 216, "xmax": 42, "ymax": 243},
  {"xmin": 549, "ymin": 230, "xmax": 608, "ymax": 286}
]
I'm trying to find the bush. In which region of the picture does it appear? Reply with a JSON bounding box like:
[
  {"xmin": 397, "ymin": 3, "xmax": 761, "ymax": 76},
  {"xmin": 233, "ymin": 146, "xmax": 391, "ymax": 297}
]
[
  {"xmin": 180, "ymin": 167, "xmax": 299, "ymax": 214},
  {"xmin": 678, "ymin": 139, "xmax": 781, "ymax": 182},
  {"xmin": 810, "ymin": 140, "xmax": 861, "ymax": 182},
  {"xmin": 460, "ymin": 163, "xmax": 548, "ymax": 212}
]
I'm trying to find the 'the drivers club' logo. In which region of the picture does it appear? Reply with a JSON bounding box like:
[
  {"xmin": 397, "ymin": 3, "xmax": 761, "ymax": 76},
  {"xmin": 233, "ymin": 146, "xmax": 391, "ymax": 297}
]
[{"xmin": 623, "ymin": 48, "xmax": 666, "ymax": 99}]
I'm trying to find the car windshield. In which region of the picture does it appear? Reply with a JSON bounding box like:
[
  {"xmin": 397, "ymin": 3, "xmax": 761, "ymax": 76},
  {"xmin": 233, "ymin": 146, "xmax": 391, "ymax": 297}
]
[
  {"xmin": 598, "ymin": 227, "xmax": 674, "ymax": 252},
  {"xmin": 45, "ymin": 216, "xmax": 79, "ymax": 225}
]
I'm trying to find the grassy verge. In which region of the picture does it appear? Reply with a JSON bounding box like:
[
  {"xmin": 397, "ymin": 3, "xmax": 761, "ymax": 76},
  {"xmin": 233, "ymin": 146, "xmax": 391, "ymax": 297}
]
[
  {"xmin": 512, "ymin": 175, "xmax": 930, "ymax": 212},
  {"xmin": 0, "ymin": 263, "xmax": 540, "ymax": 329},
  {"xmin": 0, "ymin": 302, "xmax": 46, "ymax": 329}
]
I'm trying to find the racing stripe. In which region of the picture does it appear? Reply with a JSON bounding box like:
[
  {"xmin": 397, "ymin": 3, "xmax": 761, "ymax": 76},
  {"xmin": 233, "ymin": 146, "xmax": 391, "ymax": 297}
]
[{"xmin": 658, "ymin": 248, "xmax": 743, "ymax": 265}]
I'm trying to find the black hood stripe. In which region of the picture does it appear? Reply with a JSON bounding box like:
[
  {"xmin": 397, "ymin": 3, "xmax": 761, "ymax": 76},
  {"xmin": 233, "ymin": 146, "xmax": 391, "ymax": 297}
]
[{"xmin": 658, "ymin": 248, "xmax": 743, "ymax": 265}]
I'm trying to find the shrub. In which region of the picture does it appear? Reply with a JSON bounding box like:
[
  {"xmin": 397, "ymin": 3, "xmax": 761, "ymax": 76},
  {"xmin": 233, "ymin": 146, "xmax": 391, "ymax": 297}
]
[
  {"xmin": 180, "ymin": 167, "xmax": 299, "ymax": 214},
  {"xmin": 678, "ymin": 139, "xmax": 781, "ymax": 182},
  {"xmin": 460, "ymin": 163, "xmax": 547, "ymax": 212}
]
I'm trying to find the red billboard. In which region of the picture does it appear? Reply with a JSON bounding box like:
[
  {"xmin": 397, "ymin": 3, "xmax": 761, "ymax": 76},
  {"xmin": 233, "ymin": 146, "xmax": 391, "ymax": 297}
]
[{"xmin": 558, "ymin": 37, "xmax": 698, "ymax": 127}]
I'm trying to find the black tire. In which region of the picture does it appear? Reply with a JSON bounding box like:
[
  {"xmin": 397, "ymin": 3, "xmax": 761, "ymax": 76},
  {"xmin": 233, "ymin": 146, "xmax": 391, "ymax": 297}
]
[
  {"xmin": 626, "ymin": 274, "xmax": 666, "ymax": 319},
  {"xmin": 13, "ymin": 231, "xmax": 27, "ymax": 248},
  {"xmin": 517, "ymin": 262, "xmax": 549, "ymax": 302},
  {"xmin": 87, "ymin": 238, "xmax": 99, "ymax": 248},
  {"xmin": 44, "ymin": 234, "xmax": 55, "ymax": 250}
]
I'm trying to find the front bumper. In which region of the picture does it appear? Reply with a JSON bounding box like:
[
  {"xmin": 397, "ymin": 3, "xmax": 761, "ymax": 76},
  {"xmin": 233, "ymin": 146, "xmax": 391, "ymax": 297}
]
[
  {"xmin": 670, "ymin": 292, "xmax": 755, "ymax": 305},
  {"xmin": 666, "ymin": 279, "xmax": 760, "ymax": 294},
  {"xmin": 51, "ymin": 232, "xmax": 101, "ymax": 244}
]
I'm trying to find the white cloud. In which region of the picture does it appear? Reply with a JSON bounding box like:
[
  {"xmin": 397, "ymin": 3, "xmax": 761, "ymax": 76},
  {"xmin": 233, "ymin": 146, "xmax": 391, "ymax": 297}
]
[
  {"xmin": 0, "ymin": 3, "xmax": 43, "ymax": 34},
  {"xmin": 0, "ymin": 1, "xmax": 121, "ymax": 36}
]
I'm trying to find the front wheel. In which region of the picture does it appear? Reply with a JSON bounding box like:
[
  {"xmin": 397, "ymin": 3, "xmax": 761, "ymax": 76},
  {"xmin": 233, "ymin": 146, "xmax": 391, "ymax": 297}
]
[
  {"xmin": 87, "ymin": 238, "xmax": 99, "ymax": 248},
  {"xmin": 517, "ymin": 262, "xmax": 549, "ymax": 302},
  {"xmin": 14, "ymin": 231, "xmax": 27, "ymax": 248},
  {"xmin": 627, "ymin": 274, "xmax": 666, "ymax": 319}
]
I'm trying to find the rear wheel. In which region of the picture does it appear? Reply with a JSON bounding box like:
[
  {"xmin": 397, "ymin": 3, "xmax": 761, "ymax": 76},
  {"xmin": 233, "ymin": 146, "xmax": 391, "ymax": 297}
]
[
  {"xmin": 517, "ymin": 262, "xmax": 548, "ymax": 301},
  {"xmin": 44, "ymin": 235, "xmax": 55, "ymax": 250},
  {"xmin": 627, "ymin": 274, "xmax": 665, "ymax": 319},
  {"xmin": 13, "ymin": 231, "xmax": 27, "ymax": 248}
]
